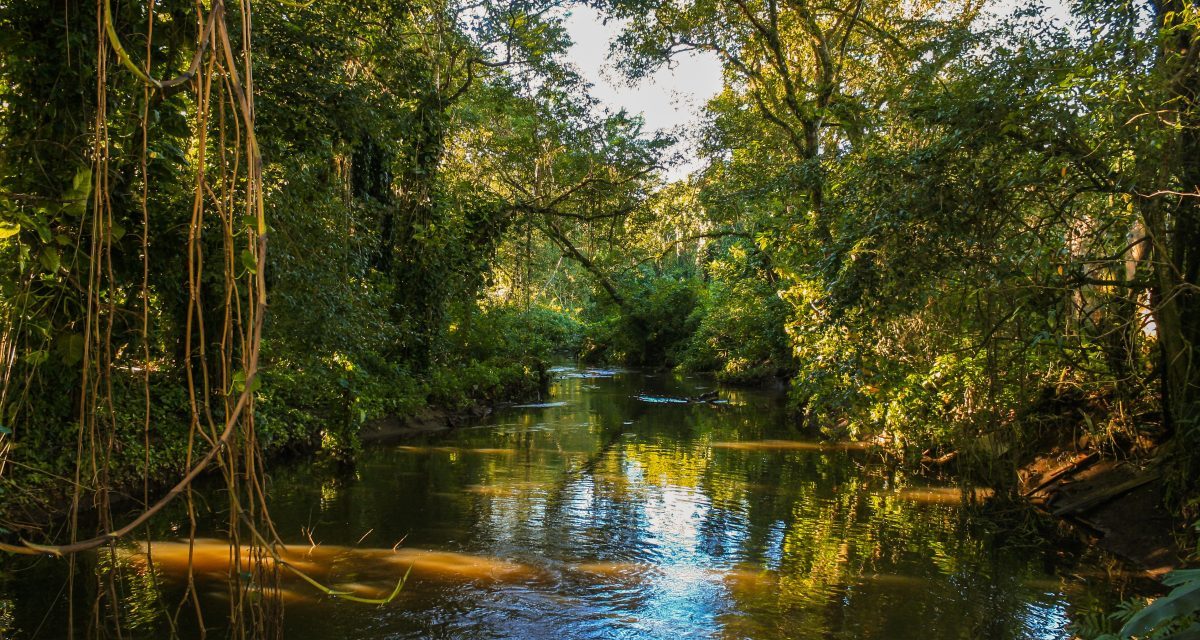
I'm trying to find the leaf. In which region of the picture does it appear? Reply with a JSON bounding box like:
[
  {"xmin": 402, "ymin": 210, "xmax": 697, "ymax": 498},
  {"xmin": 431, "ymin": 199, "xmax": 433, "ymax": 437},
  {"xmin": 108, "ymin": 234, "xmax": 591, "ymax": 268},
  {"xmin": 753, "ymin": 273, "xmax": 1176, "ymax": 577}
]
[
  {"xmin": 26, "ymin": 350, "xmax": 49, "ymax": 366},
  {"xmin": 71, "ymin": 166, "xmax": 91, "ymax": 192},
  {"xmin": 58, "ymin": 334, "xmax": 85, "ymax": 366},
  {"xmin": 231, "ymin": 370, "xmax": 262, "ymax": 394},
  {"xmin": 64, "ymin": 167, "xmax": 92, "ymax": 217},
  {"xmin": 1164, "ymin": 570, "xmax": 1200, "ymax": 587},
  {"xmin": 26, "ymin": 213, "xmax": 51, "ymax": 243},
  {"xmin": 240, "ymin": 249, "xmax": 258, "ymax": 274},
  {"xmin": 1121, "ymin": 578, "xmax": 1200, "ymax": 637},
  {"xmin": 0, "ymin": 221, "xmax": 19, "ymax": 239},
  {"xmin": 39, "ymin": 246, "xmax": 60, "ymax": 272},
  {"xmin": 1162, "ymin": 623, "xmax": 1200, "ymax": 640}
]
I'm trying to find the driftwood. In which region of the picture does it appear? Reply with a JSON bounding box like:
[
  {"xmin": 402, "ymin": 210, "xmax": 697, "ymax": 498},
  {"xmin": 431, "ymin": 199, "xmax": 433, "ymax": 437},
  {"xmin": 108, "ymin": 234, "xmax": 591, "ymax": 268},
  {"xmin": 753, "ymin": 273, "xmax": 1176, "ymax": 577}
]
[
  {"xmin": 920, "ymin": 450, "xmax": 958, "ymax": 466},
  {"xmin": 1021, "ymin": 452, "xmax": 1100, "ymax": 497},
  {"xmin": 1051, "ymin": 468, "xmax": 1161, "ymax": 517}
]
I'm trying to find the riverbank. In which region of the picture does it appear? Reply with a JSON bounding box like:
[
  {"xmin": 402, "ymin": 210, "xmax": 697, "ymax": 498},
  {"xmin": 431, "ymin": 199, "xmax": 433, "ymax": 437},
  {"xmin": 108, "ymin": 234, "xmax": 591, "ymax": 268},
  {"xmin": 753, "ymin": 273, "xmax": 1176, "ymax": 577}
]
[
  {"xmin": 360, "ymin": 404, "xmax": 494, "ymax": 442},
  {"xmin": 1019, "ymin": 449, "xmax": 1186, "ymax": 578},
  {"xmin": 0, "ymin": 358, "xmax": 549, "ymax": 546}
]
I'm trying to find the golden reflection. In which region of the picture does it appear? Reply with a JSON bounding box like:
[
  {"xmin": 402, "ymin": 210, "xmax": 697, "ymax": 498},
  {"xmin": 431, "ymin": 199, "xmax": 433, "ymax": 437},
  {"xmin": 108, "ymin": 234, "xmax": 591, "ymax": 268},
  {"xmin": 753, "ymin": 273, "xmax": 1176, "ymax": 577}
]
[
  {"xmin": 395, "ymin": 446, "xmax": 516, "ymax": 455},
  {"xmin": 123, "ymin": 539, "xmax": 544, "ymax": 598},
  {"xmin": 708, "ymin": 440, "xmax": 871, "ymax": 451},
  {"xmin": 623, "ymin": 442, "xmax": 710, "ymax": 489},
  {"xmin": 722, "ymin": 567, "xmax": 779, "ymax": 595},
  {"xmin": 572, "ymin": 561, "xmax": 660, "ymax": 581},
  {"xmin": 463, "ymin": 481, "xmax": 547, "ymax": 496},
  {"xmin": 894, "ymin": 487, "xmax": 994, "ymax": 505},
  {"xmin": 0, "ymin": 597, "xmax": 14, "ymax": 636}
]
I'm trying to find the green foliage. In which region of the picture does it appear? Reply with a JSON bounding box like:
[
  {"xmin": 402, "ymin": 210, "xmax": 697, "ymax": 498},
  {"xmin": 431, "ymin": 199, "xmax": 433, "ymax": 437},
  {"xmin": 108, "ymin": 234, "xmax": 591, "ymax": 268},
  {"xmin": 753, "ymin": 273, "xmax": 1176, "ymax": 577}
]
[
  {"xmin": 430, "ymin": 304, "xmax": 579, "ymax": 407},
  {"xmin": 0, "ymin": 0, "xmax": 639, "ymax": 520},
  {"xmin": 678, "ymin": 241, "xmax": 794, "ymax": 384},
  {"xmin": 581, "ymin": 270, "xmax": 700, "ymax": 367},
  {"xmin": 1113, "ymin": 570, "xmax": 1200, "ymax": 640}
]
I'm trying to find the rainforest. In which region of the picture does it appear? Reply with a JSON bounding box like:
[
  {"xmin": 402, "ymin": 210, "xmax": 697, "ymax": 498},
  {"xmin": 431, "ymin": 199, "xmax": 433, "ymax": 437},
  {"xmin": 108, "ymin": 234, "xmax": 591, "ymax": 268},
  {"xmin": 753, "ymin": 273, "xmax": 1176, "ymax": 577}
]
[{"xmin": 0, "ymin": 0, "xmax": 1198, "ymax": 637}]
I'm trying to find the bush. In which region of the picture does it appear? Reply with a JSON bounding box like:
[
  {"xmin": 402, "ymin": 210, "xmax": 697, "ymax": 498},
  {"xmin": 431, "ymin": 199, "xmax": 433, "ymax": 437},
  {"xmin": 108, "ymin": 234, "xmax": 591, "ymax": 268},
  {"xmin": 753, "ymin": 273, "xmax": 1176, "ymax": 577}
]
[
  {"xmin": 678, "ymin": 246, "xmax": 794, "ymax": 383},
  {"xmin": 581, "ymin": 270, "xmax": 700, "ymax": 367}
]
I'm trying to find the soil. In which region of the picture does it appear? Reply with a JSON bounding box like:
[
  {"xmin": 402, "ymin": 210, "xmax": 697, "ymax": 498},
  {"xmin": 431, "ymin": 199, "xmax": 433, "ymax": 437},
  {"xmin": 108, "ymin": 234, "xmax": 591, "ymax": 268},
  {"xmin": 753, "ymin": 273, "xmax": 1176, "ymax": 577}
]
[
  {"xmin": 1020, "ymin": 450, "xmax": 1185, "ymax": 578},
  {"xmin": 359, "ymin": 404, "xmax": 494, "ymax": 443}
]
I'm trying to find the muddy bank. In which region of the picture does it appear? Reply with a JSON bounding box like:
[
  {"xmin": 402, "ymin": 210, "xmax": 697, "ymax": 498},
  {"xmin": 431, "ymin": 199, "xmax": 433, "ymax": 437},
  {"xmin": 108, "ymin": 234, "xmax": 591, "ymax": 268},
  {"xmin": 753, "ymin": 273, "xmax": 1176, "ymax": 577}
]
[
  {"xmin": 1019, "ymin": 450, "xmax": 1186, "ymax": 577},
  {"xmin": 359, "ymin": 403, "xmax": 495, "ymax": 443}
]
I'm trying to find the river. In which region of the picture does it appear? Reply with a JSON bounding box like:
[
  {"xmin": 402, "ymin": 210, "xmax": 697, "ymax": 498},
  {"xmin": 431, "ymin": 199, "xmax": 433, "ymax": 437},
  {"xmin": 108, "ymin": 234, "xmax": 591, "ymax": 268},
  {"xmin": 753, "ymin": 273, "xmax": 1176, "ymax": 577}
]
[{"xmin": 0, "ymin": 364, "xmax": 1133, "ymax": 638}]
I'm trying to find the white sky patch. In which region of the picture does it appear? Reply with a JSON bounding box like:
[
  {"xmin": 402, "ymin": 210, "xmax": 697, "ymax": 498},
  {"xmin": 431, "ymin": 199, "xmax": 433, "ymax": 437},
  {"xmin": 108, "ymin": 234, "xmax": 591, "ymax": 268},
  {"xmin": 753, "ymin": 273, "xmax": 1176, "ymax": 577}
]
[
  {"xmin": 564, "ymin": 6, "xmax": 723, "ymax": 180},
  {"xmin": 981, "ymin": 0, "xmax": 1072, "ymax": 31}
]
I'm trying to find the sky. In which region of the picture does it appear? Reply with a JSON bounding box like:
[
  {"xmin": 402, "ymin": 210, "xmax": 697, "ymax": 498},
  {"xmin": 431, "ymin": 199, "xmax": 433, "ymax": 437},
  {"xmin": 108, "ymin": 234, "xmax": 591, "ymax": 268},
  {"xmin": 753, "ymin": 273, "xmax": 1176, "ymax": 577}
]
[{"xmin": 562, "ymin": 6, "xmax": 723, "ymax": 179}]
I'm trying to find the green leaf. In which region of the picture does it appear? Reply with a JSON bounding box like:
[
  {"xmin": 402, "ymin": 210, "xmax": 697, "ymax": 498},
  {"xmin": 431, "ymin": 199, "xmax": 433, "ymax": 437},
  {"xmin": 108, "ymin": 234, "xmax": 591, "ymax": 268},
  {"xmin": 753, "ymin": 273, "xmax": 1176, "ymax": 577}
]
[
  {"xmin": 0, "ymin": 221, "xmax": 19, "ymax": 239},
  {"xmin": 240, "ymin": 249, "xmax": 258, "ymax": 274},
  {"xmin": 71, "ymin": 166, "xmax": 91, "ymax": 192},
  {"xmin": 1162, "ymin": 623, "xmax": 1200, "ymax": 640},
  {"xmin": 1121, "ymin": 577, "xmax": 1200, "ymax": 637},
  {"xmin": 27, "ymin": 213, "xmax": 51, "ymax": 243},
  {"xmin": 231, "ymin": 370, "xmax": 262, "ymax": 394},
  {"xmin": 58, "ymin": 334, "xmax": 85, "ymax": 366},
  {"xmin": 26, "ymin": 350, "xmax": 49, "ymax": 366},
  {"xmin": 1164, "ymin": 570, "xmax": 1200, "ymax": 587},
  {"xmin": 64, "ymin": 167, "xmax": 92, "ymax": 217},
  {"xmin": 39, "ymin": 246, "xmax": 60, "ymax": 272}
]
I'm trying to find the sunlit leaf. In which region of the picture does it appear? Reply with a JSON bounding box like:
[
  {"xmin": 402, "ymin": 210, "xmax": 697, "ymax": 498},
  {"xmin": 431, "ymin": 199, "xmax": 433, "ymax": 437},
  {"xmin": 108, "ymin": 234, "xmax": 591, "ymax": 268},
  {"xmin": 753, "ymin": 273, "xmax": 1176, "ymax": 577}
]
[{"xmin": 240, "ymin": 249, "xmax": 258, "ymax": 274}]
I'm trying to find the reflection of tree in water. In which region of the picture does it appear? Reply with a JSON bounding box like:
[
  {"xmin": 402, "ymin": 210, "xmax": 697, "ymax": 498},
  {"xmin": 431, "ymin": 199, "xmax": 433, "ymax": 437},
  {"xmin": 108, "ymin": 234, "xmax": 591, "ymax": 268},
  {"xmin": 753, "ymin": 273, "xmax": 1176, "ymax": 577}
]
[
  {"xmin": 30, "ymin": 367, "xmax": 1123, "ymax": 639},
  {"xmin": 0, "ymin": 597, "xmax": 12, "ymax": 636}
]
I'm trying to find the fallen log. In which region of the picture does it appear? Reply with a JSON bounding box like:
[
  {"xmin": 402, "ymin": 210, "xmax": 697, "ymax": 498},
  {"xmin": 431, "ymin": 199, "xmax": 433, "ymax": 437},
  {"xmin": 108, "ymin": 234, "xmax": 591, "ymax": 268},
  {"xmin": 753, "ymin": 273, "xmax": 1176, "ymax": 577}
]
[
  {"xmin": 1021, "ymin": 451, "xmax": 1100, "ymax": 498},
  {"xmin": 1051, "ymin": 468, "xmax": 1161, "ymax": 517},
  {"xmin": 920, "ymin": 450, "xmax": 958, "ymax": 466}
]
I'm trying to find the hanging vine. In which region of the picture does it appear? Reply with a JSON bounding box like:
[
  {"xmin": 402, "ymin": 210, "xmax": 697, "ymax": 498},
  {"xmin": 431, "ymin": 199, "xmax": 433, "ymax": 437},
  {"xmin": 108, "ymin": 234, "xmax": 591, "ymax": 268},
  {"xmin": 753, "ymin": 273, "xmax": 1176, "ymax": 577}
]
[{"xmin": 0, "ymin": 0, "xmax": 414, "ymax": 635}]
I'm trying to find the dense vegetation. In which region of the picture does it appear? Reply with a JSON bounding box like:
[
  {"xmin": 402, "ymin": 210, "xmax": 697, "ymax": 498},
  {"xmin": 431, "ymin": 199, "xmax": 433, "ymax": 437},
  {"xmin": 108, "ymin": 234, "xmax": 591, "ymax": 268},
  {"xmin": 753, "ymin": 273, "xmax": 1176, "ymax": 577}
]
[
  {"xmin": 519, "ymin": 0, "xmax": 1199, "ymax": 513},
  {"xmin": 0, "ymin": 0, "xmax": 1198, "ymax": 632}
]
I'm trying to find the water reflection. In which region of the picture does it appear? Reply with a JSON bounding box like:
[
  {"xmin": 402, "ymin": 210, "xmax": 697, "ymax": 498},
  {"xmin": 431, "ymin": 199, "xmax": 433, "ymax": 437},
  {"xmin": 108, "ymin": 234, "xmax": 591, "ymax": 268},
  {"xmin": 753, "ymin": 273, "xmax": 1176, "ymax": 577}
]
[
  {"xmin": 126, "ymin": 540, "xmax": 543, "ymax": 592},
  {"xmin": 1, "ymin": 365, "xmax": 1131, "ymax": 639}
]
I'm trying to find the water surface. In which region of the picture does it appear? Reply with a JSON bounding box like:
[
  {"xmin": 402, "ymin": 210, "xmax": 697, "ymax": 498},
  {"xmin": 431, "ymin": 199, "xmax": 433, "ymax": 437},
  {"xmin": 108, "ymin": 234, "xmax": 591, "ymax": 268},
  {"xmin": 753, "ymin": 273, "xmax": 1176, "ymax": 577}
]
[{"xmin": 0, "ymin": 365, "xmax": 1132, "ymax": 639}]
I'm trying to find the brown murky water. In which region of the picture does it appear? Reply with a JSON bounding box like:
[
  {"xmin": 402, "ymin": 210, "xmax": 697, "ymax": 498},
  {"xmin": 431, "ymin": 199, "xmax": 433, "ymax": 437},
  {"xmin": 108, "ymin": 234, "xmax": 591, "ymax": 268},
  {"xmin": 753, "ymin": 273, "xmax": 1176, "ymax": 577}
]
[{"xmin": 0, "ymin": 365, "xmax": 1135, "ymax": 638}]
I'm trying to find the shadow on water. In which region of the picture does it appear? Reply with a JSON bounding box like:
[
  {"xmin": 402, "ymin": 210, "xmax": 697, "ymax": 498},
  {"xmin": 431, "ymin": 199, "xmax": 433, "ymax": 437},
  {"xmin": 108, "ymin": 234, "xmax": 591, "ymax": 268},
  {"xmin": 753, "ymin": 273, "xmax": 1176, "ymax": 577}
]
[{"xmin": 0, "ymin": 364, "xmax": 1140, "ymax": 639}]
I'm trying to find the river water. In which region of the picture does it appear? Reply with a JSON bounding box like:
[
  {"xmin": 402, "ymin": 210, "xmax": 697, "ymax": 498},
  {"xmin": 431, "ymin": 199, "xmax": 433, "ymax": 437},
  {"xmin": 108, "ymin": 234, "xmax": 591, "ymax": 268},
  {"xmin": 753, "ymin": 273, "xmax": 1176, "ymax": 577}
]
[{"xmin": 1, "ymin": 365, "xmax": 1133, "ymax": 639}]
